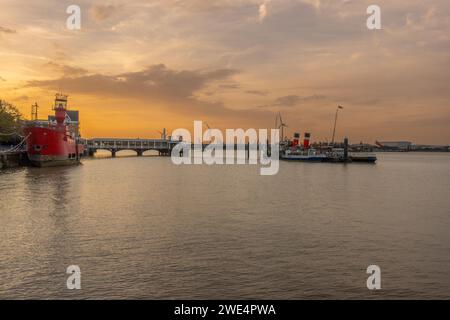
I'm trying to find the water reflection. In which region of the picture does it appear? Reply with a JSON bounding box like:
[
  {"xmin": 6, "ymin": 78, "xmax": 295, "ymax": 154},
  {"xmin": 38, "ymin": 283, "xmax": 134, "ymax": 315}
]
[{"xmin": 1, "ymin": 153, "xmax": 450, "ymax": 299}]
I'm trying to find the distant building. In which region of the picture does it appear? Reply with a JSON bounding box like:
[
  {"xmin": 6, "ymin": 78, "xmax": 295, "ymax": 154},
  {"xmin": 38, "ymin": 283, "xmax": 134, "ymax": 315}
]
[{"xmin": 376, "ymin": 141, "xmax": 412, "ymax": 151}]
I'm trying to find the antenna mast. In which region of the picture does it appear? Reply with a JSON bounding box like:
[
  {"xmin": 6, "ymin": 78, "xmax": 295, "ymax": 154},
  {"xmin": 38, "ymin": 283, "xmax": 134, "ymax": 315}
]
[{"xmin": 31, "ymin": 103, "xmax": 39, "ymax": 121}]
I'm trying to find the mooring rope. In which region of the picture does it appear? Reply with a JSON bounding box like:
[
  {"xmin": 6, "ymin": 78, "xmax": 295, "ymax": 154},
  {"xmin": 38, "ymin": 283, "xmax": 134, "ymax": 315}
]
[
  {"xmin": 0, "ymin": 133, "xmax": 30, "ymax": 154},
  {"xmin": 0, "ymin": 131, "xmax": 24, "ymax": 138}
]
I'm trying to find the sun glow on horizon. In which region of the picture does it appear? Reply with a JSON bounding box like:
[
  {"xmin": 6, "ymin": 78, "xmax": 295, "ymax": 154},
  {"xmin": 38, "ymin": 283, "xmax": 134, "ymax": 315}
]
[{"xmin": 0, "ymin": 0, "xmax": 449, "ymax": 144}]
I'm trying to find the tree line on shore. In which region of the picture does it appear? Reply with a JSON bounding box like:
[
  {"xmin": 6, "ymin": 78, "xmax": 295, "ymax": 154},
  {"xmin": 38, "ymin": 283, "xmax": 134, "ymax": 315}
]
[{"xmin": 0, "ymin": 99, "xmax": 23, "ymax": 144}]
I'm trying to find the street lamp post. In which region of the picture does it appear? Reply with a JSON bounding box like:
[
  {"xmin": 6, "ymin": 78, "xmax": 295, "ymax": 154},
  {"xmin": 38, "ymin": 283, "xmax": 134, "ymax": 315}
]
[{"xmin": 331, "ymin": 105, "xmax": 343, "ymax": 145}]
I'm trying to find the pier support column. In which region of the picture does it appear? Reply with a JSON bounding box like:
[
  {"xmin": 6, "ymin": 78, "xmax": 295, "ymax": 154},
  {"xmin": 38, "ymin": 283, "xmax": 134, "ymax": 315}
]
[
  {"xmin": 344, "ymin": 138, "xmax": 349, "ymax": 162},
  {"xmin": 137, "ymin": 150, "xmax": 143, "ymax": 157},
  {"xmin": 0, "ymin": 154, "xmax": 5, "ymax": 170},
  {"xmin": 160, "ymin": 150, "xmax": 170, "ymax": 156},
  {"xmin": 111, "ymin": 150, "xmax": 117, "ymax": 158}
]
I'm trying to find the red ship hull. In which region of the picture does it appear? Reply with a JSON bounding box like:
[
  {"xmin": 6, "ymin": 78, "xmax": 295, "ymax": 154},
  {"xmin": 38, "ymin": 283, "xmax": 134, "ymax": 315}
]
[{"xmin": 24, "ymin": 126, "xmax": 84, "ymax": 167}]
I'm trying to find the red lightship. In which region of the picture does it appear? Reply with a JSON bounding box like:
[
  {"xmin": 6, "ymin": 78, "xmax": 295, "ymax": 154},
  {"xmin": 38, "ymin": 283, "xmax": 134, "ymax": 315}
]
[{"xmin": 24, "ymin": 94, "xmax": 84, "ymax": 167}]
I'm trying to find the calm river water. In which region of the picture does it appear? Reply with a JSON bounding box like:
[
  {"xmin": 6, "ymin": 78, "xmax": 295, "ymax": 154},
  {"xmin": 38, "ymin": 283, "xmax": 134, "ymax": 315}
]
[{"xmin": 0, "ymin": 152, "xmax": 449, "ymax": 299}]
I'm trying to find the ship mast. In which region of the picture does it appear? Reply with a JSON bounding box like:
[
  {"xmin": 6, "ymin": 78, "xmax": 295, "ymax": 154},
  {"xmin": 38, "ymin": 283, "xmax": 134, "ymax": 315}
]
[
  {"xmin": 31, "ymin": 103, "xmax": 39, "ymax": 121},
  {"xmin": 53, "ymin": 93, "xmax": 68, "ymax": 125}
]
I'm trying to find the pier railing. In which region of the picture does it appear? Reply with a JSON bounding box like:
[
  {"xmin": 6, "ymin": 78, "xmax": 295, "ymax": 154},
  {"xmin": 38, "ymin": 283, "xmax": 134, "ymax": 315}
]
[
  {"xmin": 83, "ymin": 138, "xmax": 270, "ymax": 157},
  {"xmin": 84, "ymin": 138, "xmax": 179, "ymax": 156}
]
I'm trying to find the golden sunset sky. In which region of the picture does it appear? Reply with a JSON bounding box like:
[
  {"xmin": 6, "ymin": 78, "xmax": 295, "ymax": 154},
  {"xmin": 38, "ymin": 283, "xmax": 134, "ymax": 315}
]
[{"xmin": 0, "ymin": 0, "xmax": 449, "ymax": 144}]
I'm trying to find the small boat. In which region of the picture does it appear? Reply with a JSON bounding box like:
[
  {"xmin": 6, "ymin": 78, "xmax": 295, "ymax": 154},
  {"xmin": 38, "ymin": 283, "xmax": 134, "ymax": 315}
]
[
  {"xmin": 322, "ymin": 148, "xmax": 377, "ymax": 163},
  {"xmin": 349, "ymin": 152, "xmax": 377, "ymax": 163},
  {"xmin": 281, "ymin": 148, "xmax": 327, "ymax": 162},
  {"xmin": 323, "ymin": 147, "xmax": 348, "ymax": 163}
]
